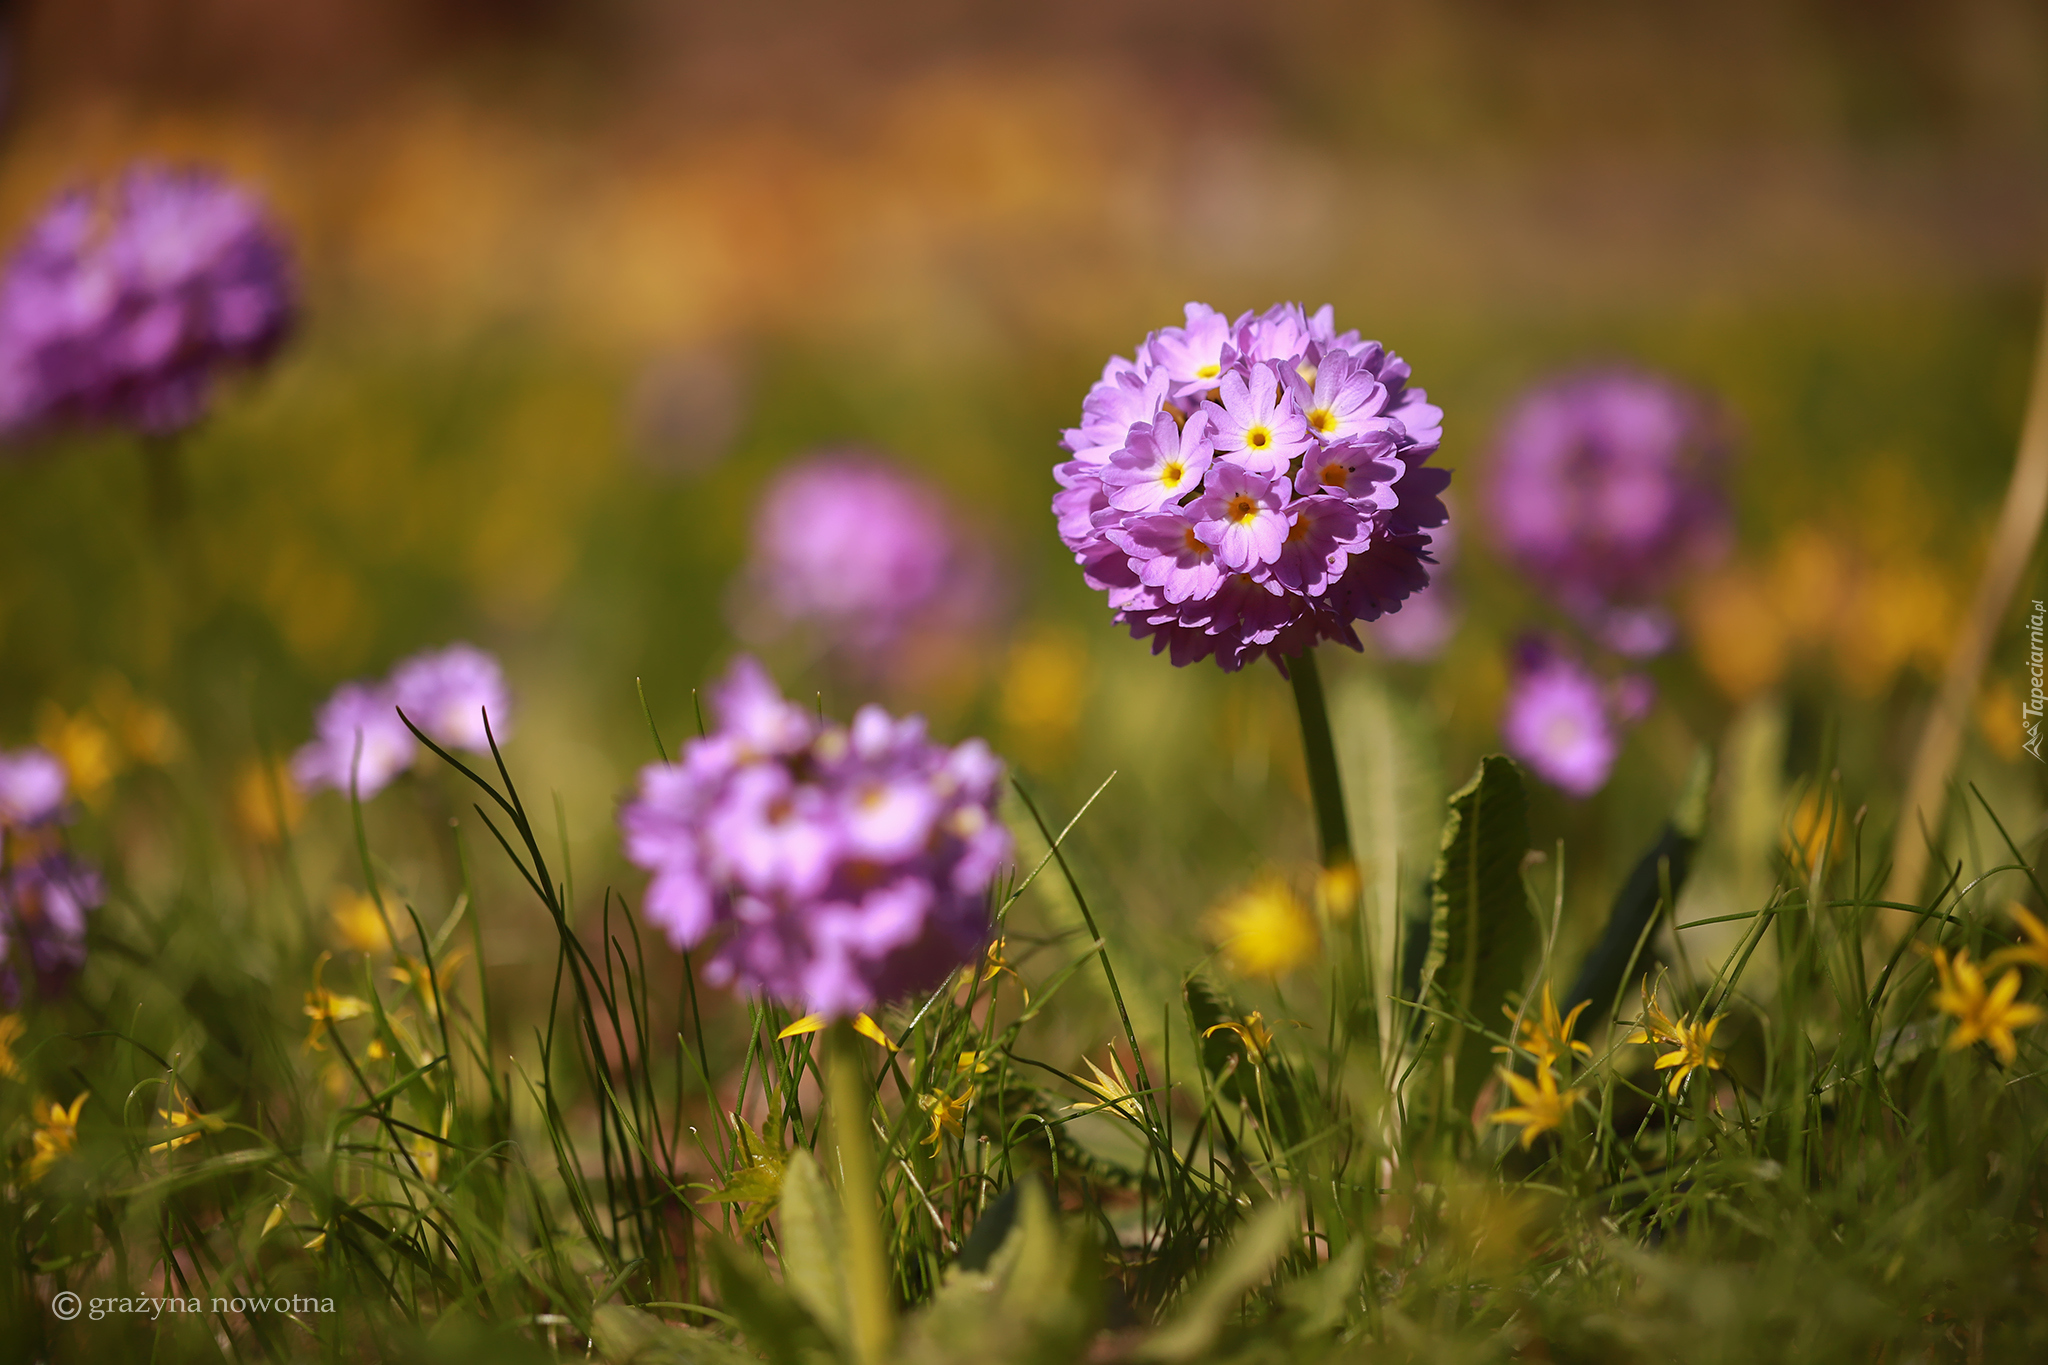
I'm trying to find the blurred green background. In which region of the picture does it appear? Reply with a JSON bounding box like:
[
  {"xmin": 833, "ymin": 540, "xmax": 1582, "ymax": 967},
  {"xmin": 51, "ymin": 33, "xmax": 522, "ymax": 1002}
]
[{"xmin": 0, "ymin": 0, "xmax": 2045, "ymax": 1026}]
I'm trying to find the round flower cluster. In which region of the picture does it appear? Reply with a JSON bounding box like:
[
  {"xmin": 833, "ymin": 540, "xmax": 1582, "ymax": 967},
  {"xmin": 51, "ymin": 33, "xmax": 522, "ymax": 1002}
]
[
  {"xmin": 1486, "ymin": 368, "xmax": 1729, "ymax": 656},
  {"xmin": 293, "ymin": 644, "xmax": 513, "ymax": 800},
  {"xmin": 619, "ymin": 657, "xmax": 1010, "ymax": 1017},
  {"xmin": 734, "ymin": 452, "xmax": 998, "ymax": 669},
  {"xmin": 0, "ymin": 163, "xmax": 295, "ymax": 439},
  {"xmin": 0, "ymin": 747, "xmax": 103, "ymax": 1004},
  {"xmin": 1055, "ymin": 302, "xmax": 1449, "ymax": 671},
  {"xmin": 1500, "ymin": 638, "xmax": 1652, "ymax": 798}
]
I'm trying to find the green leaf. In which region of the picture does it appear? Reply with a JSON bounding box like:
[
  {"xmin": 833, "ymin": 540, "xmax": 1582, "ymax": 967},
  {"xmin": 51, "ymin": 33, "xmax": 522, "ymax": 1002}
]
[
  {"xmin": 1137, "ymin": 1199, "xmax": 1300, "ymax": 1362},
  {"xmin": 704, "ymin": 1234, "xmax": 843, "ymax": 1365},
  {"xmin": 1424, "ymin": 755, "xmax": 1535, "ymax": 1117},
  {"xmin": 702, "ymin": 1118, "xmax": 786, "ymax": 1231},
  {"xmin": 904, "ymin": 1179, "xmax": 1101, "ymax": 1365},
  {"xmin": 590, "ymin": 1305, "xmax": 760, "ymax": 1365},
  {"xmin": 776, "ymin": 1149, "xmax": 849, "ymax": 1348}
]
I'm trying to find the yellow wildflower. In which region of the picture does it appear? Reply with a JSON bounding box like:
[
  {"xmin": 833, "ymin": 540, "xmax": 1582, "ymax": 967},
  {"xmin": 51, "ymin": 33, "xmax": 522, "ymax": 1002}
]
[
  {"xmin": 1070, "ymin": 1045, "xmax": 1143, "ymax": 1124},
  {"xmin": 956, "ymin": 1050, "xmax": 992, "ymax": 1076},
  {"xmin": 918, "ymin": 1085, "xmax": 976, "ymax": 1150},
  {"xmin": 1205, "ymin": 878, "xmax": 1319, "ymax": 979},
  {"xmin": 1488, "ymin": 1065, "xmax": 1582, "ymax": 1149},
  {"xmin": 1203, "ymin": 1010, "xmax": 1282, "ymax": 1066},
  {"xmin": 303, "ymin": 953, "xmax": 372, "ymax": 1052},
  {"xmin": 980, "ymin": 937, "xmax": 1029, "ymax": 1003},
  {"xmin": 1987, "ymin": 904, "xmax": 2048, "ymax": 975},
  {"xmin": 331, "ymin": 890, "xmax": 392, "ymax": 954},
  {"xmin": 37, "ymin": 702, "xmax": 118, "ymax": 805},
  {"xmin": 1622, "ymin": 977, "xmax": 1682, "ymax": 1048},
  {"xmin": 0, "ymin": 1014, "xmax": 23, "ymax": 1079},
  {"xmin": 774, "ymin": 1012, "xmax": 896, "ymax": 1049},
  {"xmin": 1650, "ymin": 1016, "xmax": 1725, "ymax": 1097},
  {"xmin": 1931, "ymin": 946, "xmax": 2043, "ymax": 1066},
  {"xmin": 150, "ymin": 1094, "xmax": 208, "ymax": 1151},
  {"xmin": 1784, "ymin": 785, "xmax": 1848, "ymax": 877},
  {"xmin": 1495, "ymin": 984, "xmax": 1593, "ymax": 1070},
  {"xmin": 29, "ymin": 1092, "xmax": 88, "ymax": 1181},
  {"xmin": 232, "ymin": 758, "xmax": 303, "ymax": 845}
]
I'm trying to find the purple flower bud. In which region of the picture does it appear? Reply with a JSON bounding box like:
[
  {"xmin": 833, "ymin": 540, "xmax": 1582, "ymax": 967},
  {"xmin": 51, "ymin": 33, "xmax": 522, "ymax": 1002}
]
[
  {"xmin": 1485, "ymin": 368, "xmax": 1730, "ymax": 655},
  {"xmin": 0, "ymin": 163, "xmax": 295, "ymax": 438},
  {"xmin": 0, "ymin": 747, "xmax": 68, "ymax": 827},
  {"xmin": 1500, "ymin": 641, "xmax": 1639, "ymax": 798},
  {"xmin": 1057, "ymin": 302, "xmax": 1449, "ymax": 673},
  {"xmin": 391, "ymin": 643, "xmax": 512, "ymax": 752},
  {"xmin": 735, "ymin": 453, "xmax": 998, "ymax": 668},
  {"xmin": 1, "ymin": 851, "xmax": 101, "ymax": 1004},
  {"xmin": 619, "ymin": 657, "xmax": 1011, "ymax": 1017},
  {"xmin": 291, "ymin": 682, "xmax": 417, "ymax": 799}
]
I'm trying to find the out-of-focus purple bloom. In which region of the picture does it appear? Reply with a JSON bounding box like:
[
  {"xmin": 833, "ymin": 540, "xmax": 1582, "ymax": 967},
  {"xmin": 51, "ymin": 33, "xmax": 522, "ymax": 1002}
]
[
  {"xmin": 0, "ymin": 852, "xmax": 100, "ymax": 1004},
  {"xmin": 619, "ymin": 656, "xmax": 1011, "ymax": 1017},
  {"xmin": 737, "ymin": 452, "xmax": 998, "ymax": 667},
  {"xmin": 1365, "ymin": 521, "xmax": 1459, "ymax": 661},
  {"xmin": 0, "ymin": 747, "xmax": 68, "ymax": 827},
  {"xmin": 1056, "ymin": 301, "xmax": 1448, "ymax": 673},
  {"xmin": 291, "ymin": 682, "xmax": 418, "ymax": 799},
  {"xmin": 1500, "ymin": 640, "xmax": 1646, "ymax": 798},
  {"xmin": 1485, "ymin": 369, "xmax": 1729, "ymax": 655},
  {"xmin": 0, "ymin": 163, "xmax": 295, "ymax": 438},
  {"xmin": 391, "ymin": 643, "xmax": 512, "ymax": 752}
]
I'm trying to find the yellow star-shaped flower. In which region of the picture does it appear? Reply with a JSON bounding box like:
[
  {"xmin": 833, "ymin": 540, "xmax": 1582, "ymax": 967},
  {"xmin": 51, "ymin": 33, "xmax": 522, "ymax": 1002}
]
[
  {"xmin": 303, "ymin": 953, "xmax": 372, "ymax": 1052},
  {"xmin": 1488, "ymin": 1065, "xmax": 1582, "ymax": 1149},
  {"xmin": 918, "ymin": 1085, "xmax": 976, "ymax": 1150},
  {"xmin": 1932, "ymin": 946, "xmax": 2043, "ymax": 1066},
  {"xmin": 0, "ymin": 1014, "xmax": 23, "ymax": 1080},
  {"xmin": 1987, "ymin": 904, "xmax": 2048, "ymax": 975},
  {"xmin": 1651, "ymin": 1015, "xmax": 1724, "ymax": 1097},
  {"xmin": 1495, "ymin": 984, "xmax": 1593, "ymax": 1070},
  {"xmin": 29, "ymin": 1091, "xmax": 88, "ymax": 1181}
]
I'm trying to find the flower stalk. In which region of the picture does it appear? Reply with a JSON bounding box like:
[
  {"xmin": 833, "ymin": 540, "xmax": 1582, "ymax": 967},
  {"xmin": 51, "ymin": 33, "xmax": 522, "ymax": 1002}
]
[
  {"xmin": 827, "ymin": 1019, "xmax": 894, "ymax": 1365},
  {"xmin": 1287, "ymin": 648, "xmax": 1355, "ymax": 883}
]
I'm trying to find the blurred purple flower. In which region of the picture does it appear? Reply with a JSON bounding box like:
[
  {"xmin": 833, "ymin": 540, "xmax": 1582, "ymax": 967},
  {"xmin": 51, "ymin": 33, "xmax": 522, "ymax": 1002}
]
[
  {"xmin": 1056, "ymin": 301, "xmax": 1449, "ymax": 673},
  {"xmin": 392, "ymin": 643, "xmax": 512, "ymax": 752},
  {"xmin": 736, "ymin": 453, "xmax": 997, "ymax": 667},
  {"xmin": 619, "ymin": 656, "xmax": 1010, "ymax": 1017},
  {"xmin": 291, "ymin": 682, "xmax": 418, "ymax": 799},
  {"xmin": 0, "ymin": 852, "xmax": 100, "ymax": 1004},
  {"xmin": 0, "ymin": 163, "xmax": 295, "ymax": 439},
  {"xmin": 1500, "ymin": 640, "xmax": 1645, "ymax": 797},
  {"xmin": 0, "ymin": 747, "xmax": 68, "ymax": 827},
  {"xmin": 1485, "ymin": 368, "xmax": 1729, "ymax": 655}
]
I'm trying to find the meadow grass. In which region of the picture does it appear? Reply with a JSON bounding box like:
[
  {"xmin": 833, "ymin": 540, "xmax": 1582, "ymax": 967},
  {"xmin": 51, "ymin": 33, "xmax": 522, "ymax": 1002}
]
[{"xmin": 4, "ymin": 660, "xmax": 2045, "ymax": 1365}]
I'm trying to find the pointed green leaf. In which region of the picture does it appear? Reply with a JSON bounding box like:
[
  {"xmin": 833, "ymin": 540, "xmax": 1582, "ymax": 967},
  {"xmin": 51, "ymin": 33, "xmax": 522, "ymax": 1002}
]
[
  {"xmin": 776, "ymin": 1149, "xmax": 849, "ymax": 1347},
  {"xmin": 1424, "ymin": 755, "xmax": 1535, "ymax": 1116},
  {"xmin": 1138, "ymin": 1199, "xmax": 1300, "ymax": 1361}
]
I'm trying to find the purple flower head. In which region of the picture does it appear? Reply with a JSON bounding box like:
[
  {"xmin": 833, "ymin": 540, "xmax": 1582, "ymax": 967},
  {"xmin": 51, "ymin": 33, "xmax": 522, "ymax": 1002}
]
[
  {"xmin": 1500, "ymin": 639, "xmax": 1647, "ymax": 798},
  {"xmin": 392, "ymin": 643, "xmax": 512, "ymax": 752},
  {"xmin": 292, "ymin": 682, "xmax": 418, "ymax": 799},
  {"xmin": 619, "ymin": 657, "xmax": 1011, "ymax": 1017},
  {"xmin": 0, "ymin": 850, "xmax": 101, "ymax": 1004},
  {"xmin": 0, "ymin": 163, "xmax": 294, "ymax": 438},
  {"xmin": 0, "ymin": 747, "xmax": 69, "ymax": 828},
  {"xmin": 1486, "ymin": 368, "xmax": 1729, "ymax": 655},
  {"xmin": 1057, "ymin": 301, "xmax": 1448, "ymax": 672},
  {"xmin": 738, "ymin": 452, "xmax": 997, "ymax": 667}
]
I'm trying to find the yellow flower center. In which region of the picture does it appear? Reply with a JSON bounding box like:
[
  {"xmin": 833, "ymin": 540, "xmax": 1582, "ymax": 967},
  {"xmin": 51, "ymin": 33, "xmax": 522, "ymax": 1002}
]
[
  {"xmin": 1195, "ymin": 363, "xmax": 1221, "ymax": 380},
  {"xmin": 1181, "ymin": 526, "xmax": 1206, "ymax": 555},
  {"xmin": 1227, "ymin": 494, "xmax": 1259, "ymax": 525},
  {"xmin": 1307, "ymin": 407, "xmax": 1337, "ymax": 434},
  {"xmin": 1245, "ymin": 426, "xmax": 1271, "ymax": 449},
  {"xmin": 1286, "ymin": 515, "xmax": 1311, "ymax": 544},
  {"xmin": 1160, "ymin": 460, "xmax": 1185, "ymax": 488},
  {"xmin": 1319, "ymin": 461, "xmax": 1349, "ymax": 488}
]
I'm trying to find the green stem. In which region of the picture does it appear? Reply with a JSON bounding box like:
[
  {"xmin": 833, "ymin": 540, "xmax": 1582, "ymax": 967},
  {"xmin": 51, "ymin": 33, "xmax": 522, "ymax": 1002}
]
[
  {"xmin": 1288, "ymin": 648, "xmax": 1355, "ymax": 874},
  {"xmin": 826, "ymin": 1021, "xmax": 893, "ymax": 1365}
]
